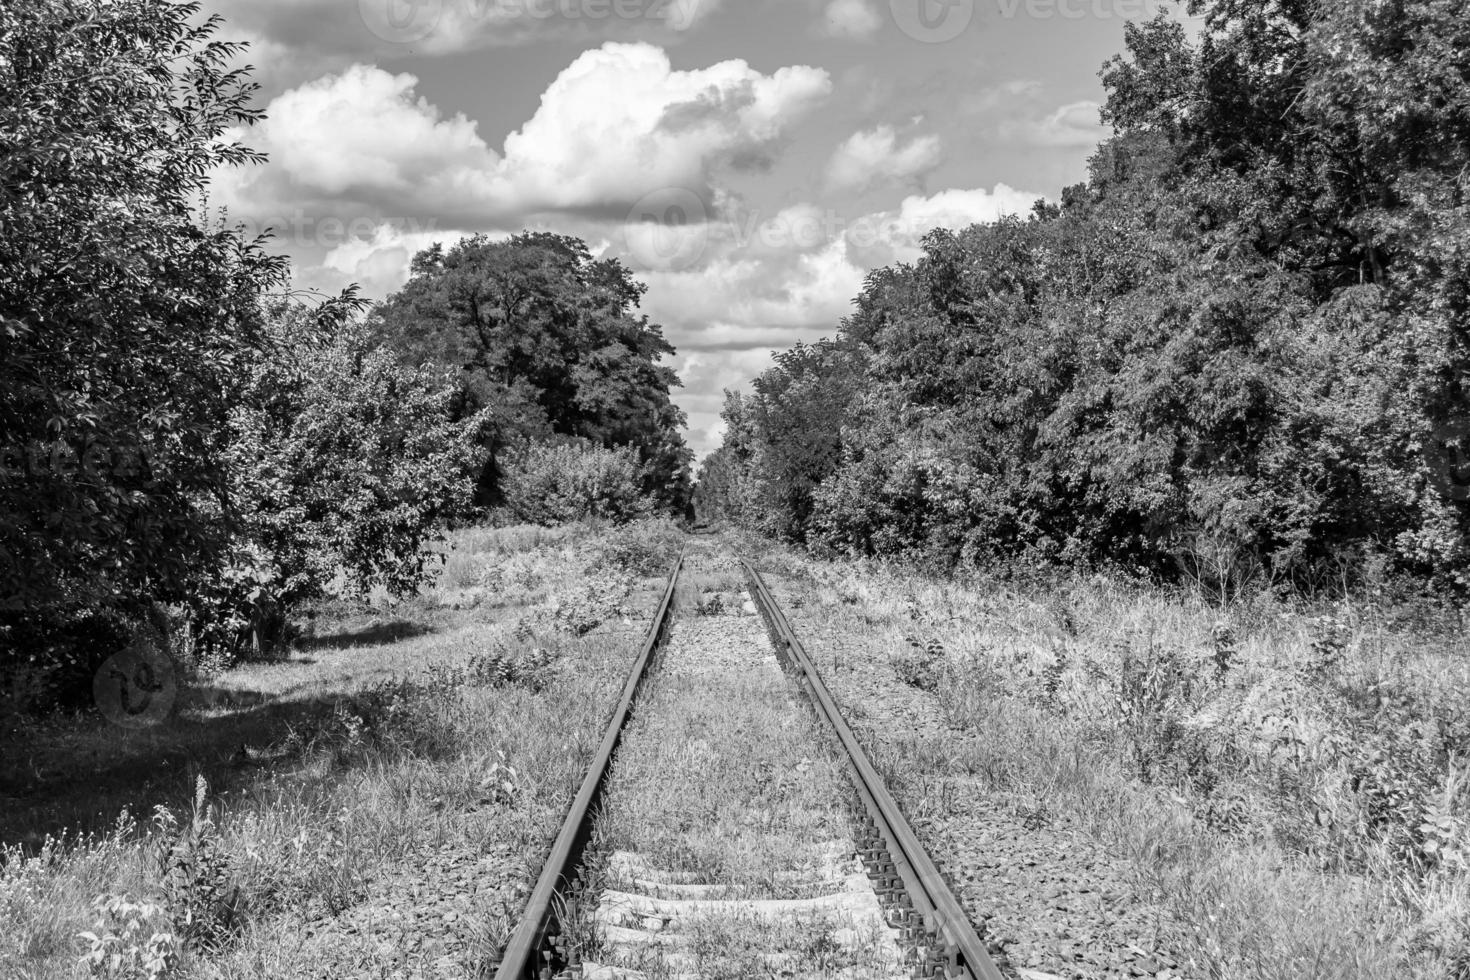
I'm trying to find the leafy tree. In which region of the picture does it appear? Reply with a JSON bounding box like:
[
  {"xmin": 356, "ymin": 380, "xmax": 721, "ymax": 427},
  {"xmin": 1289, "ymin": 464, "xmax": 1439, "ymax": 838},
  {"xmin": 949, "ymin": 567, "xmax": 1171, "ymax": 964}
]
[
  {"xmin": 209, "ymin": 298, "xmax": 487, "ymax": 656},
  {"xmin": 370, "ymin": 233, "xmax": 692, "ymax": 511},
  {"xmin": 0, "ymin": 0, "xmax": 286, "ymax": 621},
  {"xmin": 707, "ymin": 0, "xmax": 1470, "ymax": 592},
  {"xmin": 738, "ymin": 342, "xmax": 863, "ymax": 541},
  {"xmin": 1, "ymin": 0, "xmax": 494, "ymax": 696},
  {"xmin": 1099, "ymin": 0, "xmax": 1470, "ymax": 586},
  {"xmin": 692, "ymin": 391, "xmax": 757, "ymax": 525}
]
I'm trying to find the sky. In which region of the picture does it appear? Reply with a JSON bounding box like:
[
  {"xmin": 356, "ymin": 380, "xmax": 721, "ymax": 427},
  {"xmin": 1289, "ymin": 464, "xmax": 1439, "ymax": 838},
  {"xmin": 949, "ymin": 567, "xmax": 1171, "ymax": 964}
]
[{"xmin": 202, "ymin": 0, "xmax": 1189, "ymax": 460}]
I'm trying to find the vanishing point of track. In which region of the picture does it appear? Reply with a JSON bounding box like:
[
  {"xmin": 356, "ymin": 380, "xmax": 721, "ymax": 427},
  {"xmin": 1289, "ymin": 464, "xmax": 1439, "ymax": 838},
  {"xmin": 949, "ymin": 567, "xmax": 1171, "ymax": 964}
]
[{"xmin": 491, "ymin": 554, "xmax": 1007, "ymax": 980}]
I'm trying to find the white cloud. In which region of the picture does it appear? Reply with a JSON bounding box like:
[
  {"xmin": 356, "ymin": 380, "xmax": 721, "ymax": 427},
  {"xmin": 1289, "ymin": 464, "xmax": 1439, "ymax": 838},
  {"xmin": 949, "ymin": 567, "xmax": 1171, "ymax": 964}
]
[
  {"xmin": 844, "ymin": 184, "xmax": 1039, "ymax": 267},
  {"xmin": 1002, "ymin": 100, "xmax": 1110, "ymax": 148},
  {"xmin": 204, "ymin": 0, "xmax": 727, "ymax": 64},
  {"xmin": 825, "ymin": 125, "xmax": 942, "ymax": 192},
  {"xmin": 265, "ymin": 66, "xmax": 496, "ymax": 205},
  {"xmin": 818, "ymin": 0, "xmax": 882, "ymax": 39},
  {"xmin": 498, "ymin": 43, "xmax": 831, "ymax": 214},
  {"xmin": 213, "ymin": 46, "xmax": 832, "ymax": 230},
  {"xmin": 633, "ymin": 183, "xmax": 1038, "ymax": 354}
]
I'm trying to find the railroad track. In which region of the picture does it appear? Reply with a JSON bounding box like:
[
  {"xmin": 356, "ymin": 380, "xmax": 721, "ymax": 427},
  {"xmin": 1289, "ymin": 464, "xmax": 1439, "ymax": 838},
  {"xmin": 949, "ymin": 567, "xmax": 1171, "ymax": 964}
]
[{"xmin": 491, "ymin": 551, "xmax": 1008, "ymax": 980}]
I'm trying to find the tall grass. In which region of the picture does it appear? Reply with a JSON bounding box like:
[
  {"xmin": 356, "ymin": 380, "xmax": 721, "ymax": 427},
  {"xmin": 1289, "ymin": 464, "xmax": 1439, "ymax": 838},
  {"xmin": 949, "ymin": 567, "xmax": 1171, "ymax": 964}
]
[
  {"xmin": 2, "ymin": 521, "xmax": 674, "ymax": 980},
  {"xmin": 769, "ymin": 546, "xmax": 1470, "ymax": 980}
]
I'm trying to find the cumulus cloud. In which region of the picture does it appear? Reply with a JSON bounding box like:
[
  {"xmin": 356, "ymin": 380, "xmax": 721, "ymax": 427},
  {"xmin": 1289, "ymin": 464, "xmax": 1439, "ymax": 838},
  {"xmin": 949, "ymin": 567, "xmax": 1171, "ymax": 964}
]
[
  {"xmin": 843, "ymin": 184, "xmax": 1039, "ymax": 267},
  {"xmin": 500, "ymin": 44, "xmax": 830, "ymax": 216},
  {"xmin": 825, "ymin": 125, "xmax": 942, "ymax": 192},
  {"xmin": 291, "ymin": 224, "xmax": 491, "ymax": 299},
  {"xmin": 1002, "ymin": 100, "xmax": 1110, "ymax": 148},
  {"xmin": 627, "ymin": 183, "xmax": 1038, "ymax": 353},
  {"xmin": 204, "ymin": 0, "xmax": 727, "ymax": 65},
  {"xmin": 213, "ymin": 45, "xmax": 831, "ymax": 229},
  {"xmin": 818, "ymin": 0, "xmax": 882, "ymax": 39}
]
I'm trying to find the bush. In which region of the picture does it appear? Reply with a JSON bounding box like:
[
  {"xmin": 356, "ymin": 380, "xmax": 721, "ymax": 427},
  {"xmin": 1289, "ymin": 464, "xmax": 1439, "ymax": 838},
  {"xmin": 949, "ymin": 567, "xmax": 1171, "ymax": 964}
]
[
  {"xmin": 594, "ymin": 519, "xmax": 685, "ymax": 576},
  {"xmin": 501, "ymin": 442, "xmax": 653, "ymax": 526},
  {"xmin": 205, "ymin": 300, "xmax": 486, "ymax": 659}
]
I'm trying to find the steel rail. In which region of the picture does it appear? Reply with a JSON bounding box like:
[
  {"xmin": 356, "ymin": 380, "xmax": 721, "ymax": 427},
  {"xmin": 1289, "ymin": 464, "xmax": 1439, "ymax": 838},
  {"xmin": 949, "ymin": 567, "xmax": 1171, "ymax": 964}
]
[
  {"xmin": 742, "ymin": 560, "xmax": 1007, "ymax": 980},
  {"xmin": 493, "ymin": 556, "xmax": 683, "ymax": 980}
]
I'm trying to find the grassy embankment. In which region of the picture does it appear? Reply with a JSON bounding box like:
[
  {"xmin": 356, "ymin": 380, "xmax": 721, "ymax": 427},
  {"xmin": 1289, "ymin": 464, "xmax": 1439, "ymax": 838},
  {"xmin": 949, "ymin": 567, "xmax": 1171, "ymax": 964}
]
[
  {"xmin": 0, "ymin": 521, "xmax": 683, "ymax": 980},
  {"xmin": 741, "ymin": 530, "xmax": 1469, "ymax": 980}
]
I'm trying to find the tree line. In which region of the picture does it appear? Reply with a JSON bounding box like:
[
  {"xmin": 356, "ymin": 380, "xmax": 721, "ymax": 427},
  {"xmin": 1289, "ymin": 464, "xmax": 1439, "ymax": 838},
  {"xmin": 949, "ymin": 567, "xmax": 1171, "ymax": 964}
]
[
  {"xmin": 0, "ymin": 0, "xmax": 689, "ymax": 708},
  {"xmin": 698, "ymin": 0, "xmax": 1470, "ymax": 598}
]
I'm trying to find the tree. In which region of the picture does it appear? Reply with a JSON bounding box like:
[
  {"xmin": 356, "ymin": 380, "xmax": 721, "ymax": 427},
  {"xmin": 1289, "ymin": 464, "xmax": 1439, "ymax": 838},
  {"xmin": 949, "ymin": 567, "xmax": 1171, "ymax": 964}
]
[
  {"xmin": 740, "ymin": 341, "xmax": 863, "ymax": 541},
  {"xmin": 210, "ymin": 298, "xmax": 487, "ymax": 656},
  {"xmin": 370, "ymin": 233, "xmax": 692, "ymax": 511},
  {"xmin": 709, "ymin": 0, "xmax": 1468, "ymax": 589},
  {"xmin": 1099, "ymin": 0, "xmax": 1470, "ymax": 588},
  {"xmin": 0, "ymin": 0, "xmax": 287, "ymax": 620}
]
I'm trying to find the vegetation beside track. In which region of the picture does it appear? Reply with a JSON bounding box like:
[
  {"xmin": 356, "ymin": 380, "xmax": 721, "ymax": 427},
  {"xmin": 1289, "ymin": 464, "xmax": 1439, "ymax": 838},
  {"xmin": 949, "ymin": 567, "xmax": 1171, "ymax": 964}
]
[
  {"xmin": 733, "ymin": 528, "xmax": 1470, "ymax": 980},
  {"xmin": 0, "ymin": 521, "xmax": 683, "ymax": 980}
]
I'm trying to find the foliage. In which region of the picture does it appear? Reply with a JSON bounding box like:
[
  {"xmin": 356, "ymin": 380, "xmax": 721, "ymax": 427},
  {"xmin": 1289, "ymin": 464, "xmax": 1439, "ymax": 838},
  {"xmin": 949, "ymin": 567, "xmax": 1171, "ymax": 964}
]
[
  {"xmin": 694, "ymin": 591, "xmax": 725, "ymax": 616},
  {"xmin": 370, "ymin": 233, "xmax": 692, "ymax": 510},
  {"xmin": 207, "ymin": 298, "xmax": 486, "ymax": 657},
  {"xmin": 706, "ymin": 342, "xmax": 860, "ymax": 541},
  {"xmin": 501, "ymin": 441, "xmax": 653, "ymax": 527},
  {"xmin": 892, "ymin": 636, "xmax": 947, "ymax": 693},
  {"xmin": 1, "ymin": 0, "xmax": 493, "ymax": 691},
  {"xmin": 78, "ymin": 895, "xmax": 179, "ymax": 980},
  {"xmin": 547, "ymin": 568, "xmax": 635, "ymax": 636},
  {"xmin": 594, "ymin": 518, "xmax": 686, "ymax": 577},
  {"xmin": 701, "ymin": 0, "xmax": 1470, "ymax": 595},
  {"xmin": 0, "ymin": 0, "xmax": 287, "ymax": 620},
  {"xmin": 154, "ymin": 778, "xmax": 241, "ymax": 952}
]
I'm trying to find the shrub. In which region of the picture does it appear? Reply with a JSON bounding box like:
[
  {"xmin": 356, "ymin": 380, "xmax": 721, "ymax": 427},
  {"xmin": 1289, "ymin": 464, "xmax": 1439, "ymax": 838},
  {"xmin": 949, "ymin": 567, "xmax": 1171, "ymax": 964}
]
[
  {"xmin": 1, "ymin": 0, "xmax": 288, "ymax": 623},
  {"xmin": 501, "ymin": 442, "xmax": 653, "ymax": 526},
  {"xmin": 594, "ymin": 518, "xmax": 685, "ymax": 576},
  {"xmin": 548, "ymin": 569, "xmax": 635, "ymax": 636},
  {"xmin": 78, "ymin": 896, "xmax": 179, "ymax": 980},
  {"xmin": 892, "ymin": 636, "xmax": 946, "ymax": 692},
  {"xmin": 208, "ymin": 300, "xmax": 486, "ymax": 659},
  {"xmin": 1108, "ymin": 632, "xmax": 1204, "ymax": 785}
]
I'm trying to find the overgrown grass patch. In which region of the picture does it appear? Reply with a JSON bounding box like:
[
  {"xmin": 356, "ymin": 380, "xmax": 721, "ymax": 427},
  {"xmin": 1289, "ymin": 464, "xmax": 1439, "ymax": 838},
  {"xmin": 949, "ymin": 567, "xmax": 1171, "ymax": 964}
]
[
  {"xmin": 755, "ymin": 537, "xmax": 1470, "ymax": 980},
  {"xmin": 1, "ymin": 522, "xmax": 674, "ymax": 980}
]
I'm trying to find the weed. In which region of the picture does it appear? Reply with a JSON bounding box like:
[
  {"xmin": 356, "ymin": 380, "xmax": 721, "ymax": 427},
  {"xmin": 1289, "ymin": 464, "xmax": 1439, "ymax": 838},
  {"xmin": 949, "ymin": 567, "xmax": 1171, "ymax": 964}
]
[
  {"xmin": 892, "ymin": 636, "xmax": 945, "ymax": 692},
  {"xmin": 78, "ymin": 895, "xmax": 179, "ymax": 980},
  {"xmin": 550, "ymin": 569, "xmax": 634, "ymax": 636},
  {"xmin": 1211, "ymin": 622, "xmax": 1238, "ymax": 674},
  {"xmin": 1036, "ymin": 639, "xmax": 1068, "ymax": 713},
  {"xmin": 1110, "ymin": 633, "xmax": 1201, "ymax": 784},
  {"xmin": 595, "ymin": 519, "xmax": 685, "ymax": 576},
  {"xmin": 154, "ymin": 777, "xmax": 242, "ymax": 953}
]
